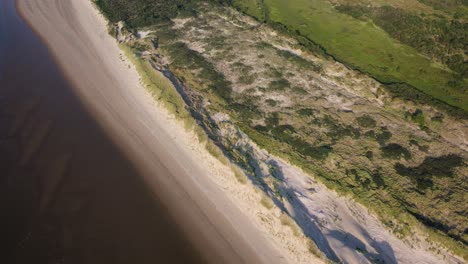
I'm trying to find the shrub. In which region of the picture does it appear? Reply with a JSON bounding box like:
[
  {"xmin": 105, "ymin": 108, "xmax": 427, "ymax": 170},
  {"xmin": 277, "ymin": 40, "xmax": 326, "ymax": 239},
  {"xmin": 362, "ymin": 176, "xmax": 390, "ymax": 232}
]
[
  {"xmin": 356, "ymin": 115, "xmax": 377, "ymax": 128},
  {"xmin": 238, "ymin": 74, "xmax": 257, "ymax": 85},
  {"xmin": 276, "ymin": 49, "xmax": 322, "ymax": 72},
  {"xmin": 297, "ymin": 108, "xmax": 315, "ymax": 116},
  {"xmin": 265, "ymin": 99, "xmax": 278, "ymax": 107},
  {"xmin": 395, "ymin": 154, "xmax": 464, "ymax": 190},
  {"xmin": 292, "ymin": 86, "xmax": 308, "ymax": 95},
  {"xmin": 409, "ymin": 109, "xmax": 426, "ymax": 127},
  {"xmin": 376, "ymin": 128, "xmax": 392, "ymax": 145},
  {"xmin": 269, "ymin": 78, "xmax": 290, "ymax": 91},
  {"xmin": 381, "ymin": 143, "xmax": 412, "ymax": 160}
]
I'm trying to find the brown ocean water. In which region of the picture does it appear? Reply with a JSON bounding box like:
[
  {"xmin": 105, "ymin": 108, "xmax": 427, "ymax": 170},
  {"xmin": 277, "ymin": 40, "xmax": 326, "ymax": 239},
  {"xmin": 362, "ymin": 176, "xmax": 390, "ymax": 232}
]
[{"xmin": 0, "ymin": 1, "xmax": 205, "ymax": 263}]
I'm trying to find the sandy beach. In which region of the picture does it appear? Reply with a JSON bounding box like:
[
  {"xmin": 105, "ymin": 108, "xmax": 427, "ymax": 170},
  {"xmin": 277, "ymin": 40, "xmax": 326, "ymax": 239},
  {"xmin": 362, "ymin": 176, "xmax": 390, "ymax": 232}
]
[{"xmin": 15, "ymin": 0, "xmax": 298, "ymax": 263}]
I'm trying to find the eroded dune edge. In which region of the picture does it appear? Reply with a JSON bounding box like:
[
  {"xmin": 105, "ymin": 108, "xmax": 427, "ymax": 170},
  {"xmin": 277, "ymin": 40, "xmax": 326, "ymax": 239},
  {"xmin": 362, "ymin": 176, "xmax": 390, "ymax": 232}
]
[{"xmin": 16, "ymin": 0, "xmax": 465, "ymax": 263}]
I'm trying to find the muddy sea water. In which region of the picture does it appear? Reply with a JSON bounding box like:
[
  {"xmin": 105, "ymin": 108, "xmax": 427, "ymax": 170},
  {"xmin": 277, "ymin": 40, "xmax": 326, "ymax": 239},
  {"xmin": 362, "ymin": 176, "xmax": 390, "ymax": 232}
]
[{"xmin": 0, "ymin": 0, "xmax": 205, "ymax": 263}]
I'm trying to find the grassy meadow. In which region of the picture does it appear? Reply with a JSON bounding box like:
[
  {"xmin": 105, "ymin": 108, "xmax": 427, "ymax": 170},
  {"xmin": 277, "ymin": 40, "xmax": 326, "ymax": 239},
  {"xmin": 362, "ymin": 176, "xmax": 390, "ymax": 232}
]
[{"xmin": 233, "ymin": 0, "xmax": 468, "ymax": 112}]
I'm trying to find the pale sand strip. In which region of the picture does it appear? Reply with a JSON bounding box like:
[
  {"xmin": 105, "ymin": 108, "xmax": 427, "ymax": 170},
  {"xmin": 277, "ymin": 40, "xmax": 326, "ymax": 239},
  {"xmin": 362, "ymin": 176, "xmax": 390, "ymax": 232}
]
[{"xmin": 17, "ymin": 0, "xmax": 324, "ymax": 263}]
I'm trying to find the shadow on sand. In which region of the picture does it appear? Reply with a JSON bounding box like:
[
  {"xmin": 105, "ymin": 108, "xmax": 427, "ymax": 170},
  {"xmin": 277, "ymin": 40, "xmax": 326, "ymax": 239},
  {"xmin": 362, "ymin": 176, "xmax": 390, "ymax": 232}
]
[{"xmin": 246, "ymin": 152, "xmax": 397, "ymax": 263}]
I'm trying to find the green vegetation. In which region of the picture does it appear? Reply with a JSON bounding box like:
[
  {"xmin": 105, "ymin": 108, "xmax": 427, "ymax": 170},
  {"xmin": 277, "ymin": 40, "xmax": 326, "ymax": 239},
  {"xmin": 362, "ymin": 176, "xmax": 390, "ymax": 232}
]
[
  {"xmin": 297, "ymin": 108, "xmax": 315, "ymax": 116},
  {"xmin": 95, "ymin": 0, "xmax": 197, "ymax": 27},
  {"xmin": 232, "ymin": 0, "xmax": 268, "ymax": 21},
  {"xmin": 280, "ymin": 213, "xmax": 301, "ymax": 237},
  {"xmin": 307, "ymin": 239, "xmax": 328, "ymax": 259},
  {"xmin": 276, "ymin": 49, "xmax": 323, "ymax": 72},
  {"xmin": 380, "ymin": 143, "xmax": 412, "ymax": 160},
  {"xmin": 418, "ymin": 0, "xmax": 468, "ymax": 13},
  {"xmin": 242, "ymin": 118, "xmax": 467, "ymax": 256},
  {"xmin": 96, "ymin": 0, "xmax": 468, "ymax": 114},
  {"xmin": 260, "ymin": 195, "xmax": 274, "ymax": 209},
  {"xmin": 230, "ymin": 164, "xmax": 248, "ymax": 184},
  {"xmin": 364, "ymin": 127, "xmax": 393, "ymax": 145},
  {"xmin": 95, "ymin": 0, "xmax": 232, "ymax": 27},
  {"xmin": 119, "ymin": 44, "xmax": 243, "ymax": 191},
  {"xmin": 119, "ymin": 44, "xmax": 189, "ymax": 118},
  {"xmin": 166, "ymin": 42, "xmax": 233, "ymax": 101},
  {"xmin": 335, "ymin": 4, "xmax": 468, "ymax": 78},
  {"xmin": 231, "ymin": 0, "xmax": 468, "ymax": 113},
  {"xmin": 356, "ymin": 115, "xmax": 377, "ymax": 128},
  {"xmin": 254, "ymin": 120, "xmax": 334, "ymax": 160},
  {"xmin": 206, "ymin": 140, "xmax": 230, "ymax": 165},
  {"xmin": 269, "ymin": 78, "xmax": 290, "ymax": 91},
  {"xmin": 384, "ymin": 83, "xmax": 467, "ymax": 119},
  {"xmin": 408, "ymin": 109, "xmax": 426, "ymax": 128},
  {"xmin": 395, "ymin": 154, "xmax": 464, "ymax": 190}
]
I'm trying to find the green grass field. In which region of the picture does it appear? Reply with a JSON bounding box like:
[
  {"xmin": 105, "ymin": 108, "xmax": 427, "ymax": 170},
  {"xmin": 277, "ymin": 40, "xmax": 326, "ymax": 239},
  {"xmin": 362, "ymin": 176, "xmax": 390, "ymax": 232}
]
[
  {"xmin": 234, "ymin": 0, "xmax": 468, "ymax": 111},
  {"xmin": 233, "ymin": 0, "xmax": 267, "ymax": 20}
]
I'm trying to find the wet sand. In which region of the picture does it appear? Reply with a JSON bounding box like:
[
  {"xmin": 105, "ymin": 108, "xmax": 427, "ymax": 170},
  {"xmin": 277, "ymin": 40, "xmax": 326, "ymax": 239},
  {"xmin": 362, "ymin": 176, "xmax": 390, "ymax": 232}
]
[{"xmin": 12, "ymin": 0, "xmax": 287, "ymax": 263}]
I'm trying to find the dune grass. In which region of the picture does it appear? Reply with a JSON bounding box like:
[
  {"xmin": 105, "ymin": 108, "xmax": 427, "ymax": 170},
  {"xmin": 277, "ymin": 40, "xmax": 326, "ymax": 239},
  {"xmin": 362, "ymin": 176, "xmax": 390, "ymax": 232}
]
[
  {"xmin": 260, "ymin": 195, "xmax": 274, "ymax": 209},
  {"xmin": 231, "ymin": 164, "xmax": 248, "ymax": 184},
  {"xmin": 205, "ymin": 140, "xmax": 230, "ymax": 165},
  {"xmin": 280, "ymin": 213, "xmax": 301, "ymax": 237},
  {"xmin": 120, "ymin": 44, "xmax": 190, "ymax": 118}
]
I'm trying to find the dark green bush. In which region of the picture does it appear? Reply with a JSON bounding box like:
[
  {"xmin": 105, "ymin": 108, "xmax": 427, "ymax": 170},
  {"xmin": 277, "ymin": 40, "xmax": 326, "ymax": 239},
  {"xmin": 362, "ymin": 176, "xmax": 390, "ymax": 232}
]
[
  {"xmin": 297, "ymin": 108, "xmax": 315, "ymax": 116},
  {"xmin": 95, "ymin": 0, "xmax": 198, "ymax": 27},
  {"xmin": 292, "ymin": 86, "xmax": 308, "ymax": 95},
  {"xmin": 381, "ymin": 143, "xmax": 412, "ymax": 160},
  {"xmin": 417, "ymin": 0, "xmax": 467, "ymax": 12},
  {"xmin": 356, "ymin": 115, "xmax": 377, "ymax": 128},
  {"xmin": 95, "ymin": 0, "xmax": 232, "ymax": 28},
  {"xmin": 395, "ymin": 154, "xmax": 464, "ymax": 190},
  {"xmin": 375, "ymin": 128, "xmax": 392, "ymax": 145},
  {"xmin": 269, "ymin": 78, "xmax": 290, "ymax": 91},
  {"xmin": 265, "ymin": 99, "xmax": 278, "ymax": 107}
]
